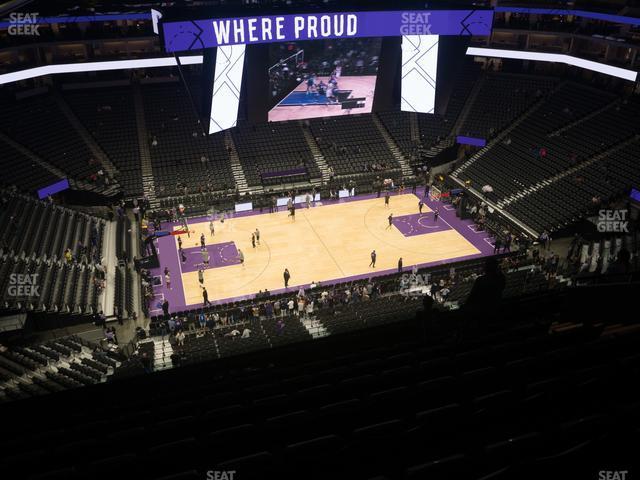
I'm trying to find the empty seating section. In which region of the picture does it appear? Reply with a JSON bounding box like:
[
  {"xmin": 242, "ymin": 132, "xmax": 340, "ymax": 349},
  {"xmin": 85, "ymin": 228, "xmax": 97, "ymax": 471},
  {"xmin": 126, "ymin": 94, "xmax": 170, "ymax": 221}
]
[
  {"xmin": 1, "ymin": 301, "xmax": 637, "ymax": 478},
  {"xmin": 459, "ymin": 74, "xmax": 557, "ymax": 139},
  {"xmin": 115, "ymin": 265, "xmax": 134, "ymax": 318},
  {"xmin": 506, "ymin": 139, "xmax": 640, "ymax": 232},
  {"xmin": 141, "ymin": 82, "xmax": 235, "ymax": 197},
  {"xmin": 416, "ymin": 112, "xmax": 450, "ymax": 147},
  {"xmin": 231, "ymin": 122, "xmax": 320, "ymax": 186},
  {"xmin": 456, "ymin": 84, "xmax": 618, "ymax": 196},
  {"xmin": 64, "ymin": 87, "xmax": 143, "ymax": 196},
  {"xmin": 442, "ymin": 60, "xmax": 481, "ymax": 127},
  {"xmin": 455, "ymin": 84, "xmax": 637, "ymax": 224},
  {"xmin": 0, "ymin": 191, "xmax": 105, "ymax": 314},
  {"xmin": 0, "ymin": 94, "xmax": 98, "ymax": 180},
  {"xmin": 416, "ymin": 59, "xmax": 481, "ymax": 148},
  {"xmin": 0, "ymin": 138, "xmax": 63, "ymax": 193},
  {"xmin": 377, "ymin": 111, "xmax": 415, "ymax": 158},
  {"xmin": 0, "ymin": 335, "xmax": 124, "ymax": 403},
  {"xmin": 0, "ymin": 192, "xmax": 104, "ymax": 261},
  {"xmin": 310, "ymin": 115, "xmax": 400, "ymax": 176},
  {"xmin": 411, "ymin": 62, "xmax": 481, "ymax": 158}
]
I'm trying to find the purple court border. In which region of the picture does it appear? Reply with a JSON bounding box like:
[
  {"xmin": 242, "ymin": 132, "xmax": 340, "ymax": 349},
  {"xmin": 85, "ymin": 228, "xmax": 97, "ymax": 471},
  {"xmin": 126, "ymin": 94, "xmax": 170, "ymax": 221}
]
[{"xmin": 148, "ymin": 188, "xmax": 495, "ymax": 314}]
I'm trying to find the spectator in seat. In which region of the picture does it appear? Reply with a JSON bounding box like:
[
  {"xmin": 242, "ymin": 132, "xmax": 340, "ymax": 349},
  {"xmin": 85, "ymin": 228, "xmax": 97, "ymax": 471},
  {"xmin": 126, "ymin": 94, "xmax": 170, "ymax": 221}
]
[
  {"xmin": 176, "ymin": 330, "xmax": 185, "ymax": 347},
  {"xmin": 276, "ymin": 319, "xmax": 285, "ymax": 336},
  {"xmin": 225, "ymin": 329, "xmax": 240, "ymax": 338}
]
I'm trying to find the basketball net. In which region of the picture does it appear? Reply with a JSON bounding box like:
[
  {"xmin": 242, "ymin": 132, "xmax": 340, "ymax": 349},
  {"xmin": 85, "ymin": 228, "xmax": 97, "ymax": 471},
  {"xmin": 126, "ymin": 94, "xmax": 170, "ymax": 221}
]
[{"xmin": 429, "ymin": 185, "xmax": 442, "ymax": 202}]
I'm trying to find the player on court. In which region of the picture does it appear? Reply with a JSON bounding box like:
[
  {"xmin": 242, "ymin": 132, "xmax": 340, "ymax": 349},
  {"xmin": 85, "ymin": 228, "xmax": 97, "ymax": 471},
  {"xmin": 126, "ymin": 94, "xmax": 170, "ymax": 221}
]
[
  {"xmin": 251, "ymin": 233, "xmax": 256, "ymax": 249},
  {"xmin": 418, "ymin": 200, "xmax": 424, "ymax": 214},
  {"xmin": 201, "ymin": 247, "xmax": 210, "ymax": 267},
  {"xmin": 209, "ymin": 220, "xmax": 215, "ymax": 237},
  {"xmin": 289, "ymin": 203, "xmax": 296, "ymax": 221},
  {"xmin": 255, "ymin": 228, "xmax": 260, "ymax": 245},
  {"xmin": 434, "ymin": 208, "xmax": 440, "ymax": 222},
  {"xmin": 237, "ymin": 249, "xmax": 245, "ymax": 267},
  {"xmin": 369, "ymin": 250, "xmax": 377, "ymax": 268},
  {"xmin": 200, "ymin": 233, "xmax": 206, "ymax": 248},
  {"xmin": 202, "ymin": 286, "xmax": 211, "ymax": 306},
  {"xmin": 384, "ymin": 191, "xmax": 390, "ymax": 208},
  {"xmin": 198, "ymin": 268, "xmax": 204, "ymax": 286},
  {"xmin": 387, "ymin": 213, "xmax": 393, "ymax": 229}
]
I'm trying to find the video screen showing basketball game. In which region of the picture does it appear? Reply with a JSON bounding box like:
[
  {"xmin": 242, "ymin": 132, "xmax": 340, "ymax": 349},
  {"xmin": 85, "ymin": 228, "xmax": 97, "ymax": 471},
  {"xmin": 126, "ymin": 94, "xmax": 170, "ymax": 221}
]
[{"xmin": 268, "ymin": 37, "xmax": 382, "ymax": 122}]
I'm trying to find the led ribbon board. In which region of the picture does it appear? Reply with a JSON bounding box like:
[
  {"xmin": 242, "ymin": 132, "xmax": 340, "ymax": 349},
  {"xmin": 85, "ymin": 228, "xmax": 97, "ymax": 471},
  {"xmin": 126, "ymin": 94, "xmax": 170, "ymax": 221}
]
[
  {"xmin": 161, "ymin": 10, "xmax": 493, "ymax": 51},
  {"xmin": 466, "ymin": 47, "xmax": 638, "ymax": 82}
]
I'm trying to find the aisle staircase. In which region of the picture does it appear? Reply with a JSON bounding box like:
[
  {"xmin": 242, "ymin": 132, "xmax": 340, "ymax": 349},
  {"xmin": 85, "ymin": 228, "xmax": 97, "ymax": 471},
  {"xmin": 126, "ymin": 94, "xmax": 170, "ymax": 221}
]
[
  {"xmin": 224, "ymin": 130, "xmax": 251, "ymax": 195},
  {"xmin": 300, "ymin": 123, "xmax": 331, "ymax": 185},
  {"xmin": 372, "ymin": 114, "xmax": 413, "ymax": 178},
  {"xmin": 151, "ymin": 337, "xmax": 174, "ymax": 371},
  {"xmin": 132, "ymin": 84, "xmax": 158, "ymax": 208},
  {"xmin": 303, "ymin": 317, "xmax": 329, "ymax": 339},
  {"xmin": 53, "ymin": 91, "xmax": 119, "ymax": 180},
  {"xmin": 409, "ymin": 112, "xmax": 420, "ymax": 143}
]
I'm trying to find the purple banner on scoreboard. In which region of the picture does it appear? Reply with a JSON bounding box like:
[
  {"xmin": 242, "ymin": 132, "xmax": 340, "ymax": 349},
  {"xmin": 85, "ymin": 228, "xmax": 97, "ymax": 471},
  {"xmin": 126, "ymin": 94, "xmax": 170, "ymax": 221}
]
[
  {"xmin": 457, "ymin": 136, "xmax": 486, "ymax": 147},
  {"xmin": 37, "ymin": 178, "xmax": 70, "ymax": 199},
  {"xmin": 162, "ymin": 10, "xmax": 493, "ymax": 52}
]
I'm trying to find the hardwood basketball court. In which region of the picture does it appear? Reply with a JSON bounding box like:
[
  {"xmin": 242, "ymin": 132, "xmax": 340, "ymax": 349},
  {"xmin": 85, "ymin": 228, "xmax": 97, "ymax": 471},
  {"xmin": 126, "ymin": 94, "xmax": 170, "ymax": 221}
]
[{"xmin": 155, "ymin": 192, "xmax": 487, "ymax": 308}]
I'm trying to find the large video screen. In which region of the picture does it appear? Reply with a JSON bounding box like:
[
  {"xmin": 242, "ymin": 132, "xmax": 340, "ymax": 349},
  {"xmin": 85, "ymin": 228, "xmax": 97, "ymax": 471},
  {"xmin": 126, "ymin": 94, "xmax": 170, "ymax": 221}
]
[
  {"xmin": 268, "ymin": 37, "xmax": 382, "ymax": 122},
  {"xmin": 401, "ymin": 35, "xmax": 439, "ymax": 114}
]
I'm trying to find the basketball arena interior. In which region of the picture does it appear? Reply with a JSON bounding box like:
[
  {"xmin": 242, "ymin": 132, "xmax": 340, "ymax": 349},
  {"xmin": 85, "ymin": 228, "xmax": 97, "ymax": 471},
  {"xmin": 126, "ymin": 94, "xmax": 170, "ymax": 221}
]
[{"xmin": 0, "ymin": 0, "xmax": 639, "ymax": 478}]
